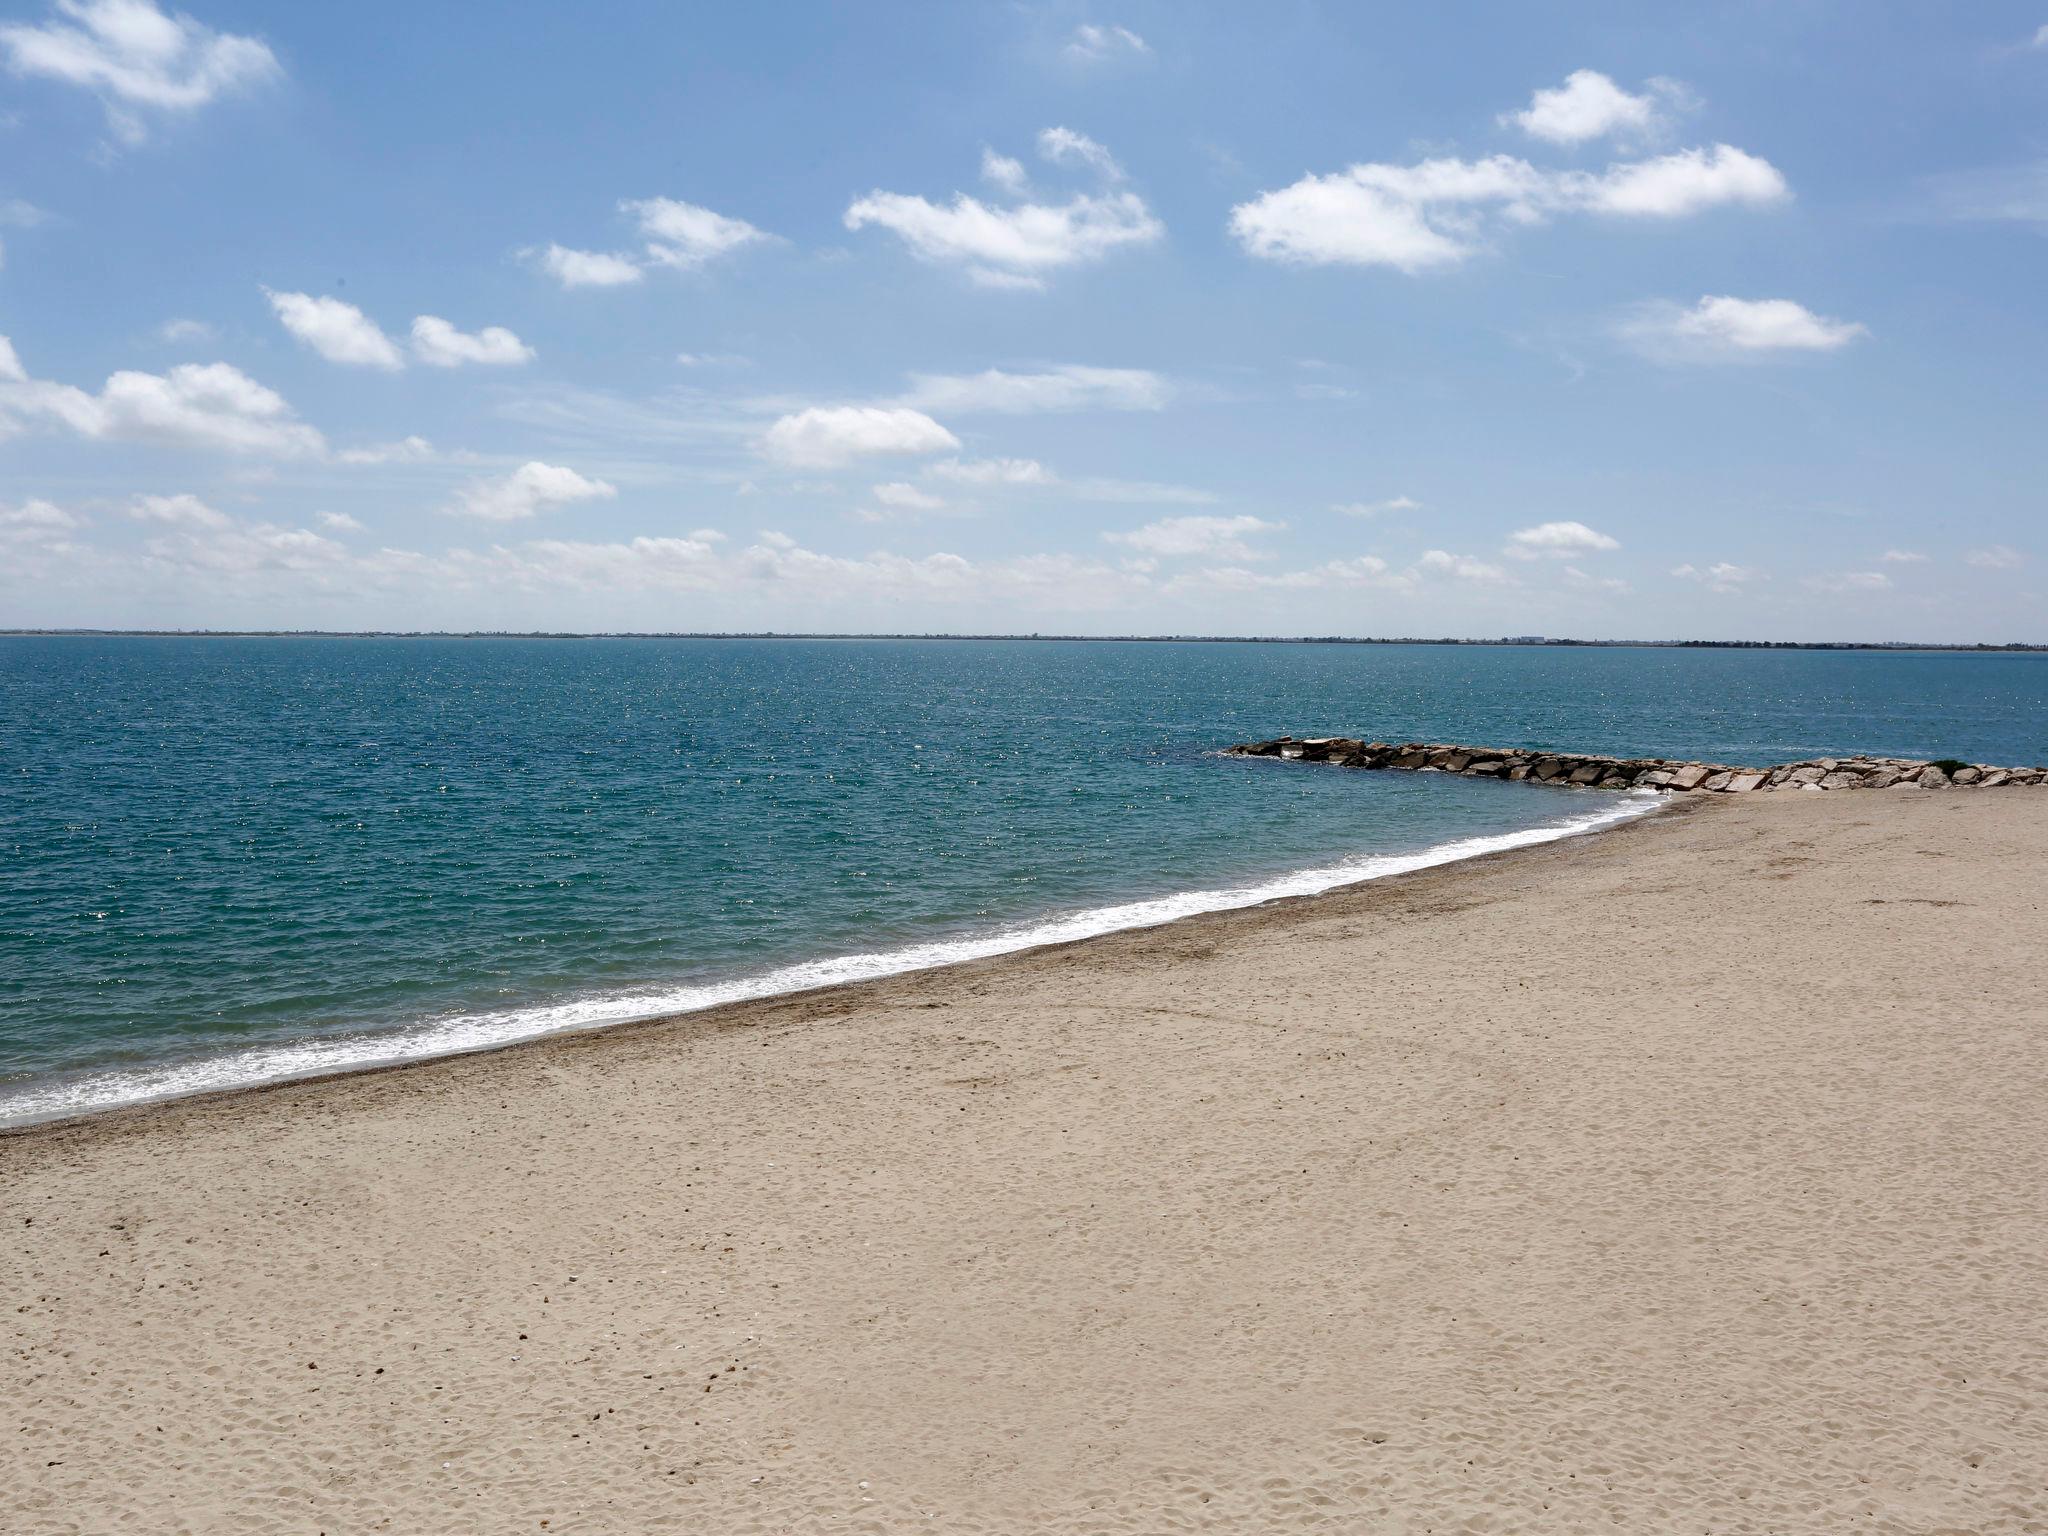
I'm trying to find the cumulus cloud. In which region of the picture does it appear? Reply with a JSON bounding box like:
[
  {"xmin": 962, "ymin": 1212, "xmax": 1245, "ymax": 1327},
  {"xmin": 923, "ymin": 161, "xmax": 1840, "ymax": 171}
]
[
  {"xmin": 0, "ymin": 0, "xmax": 279, "ymax": 144},
  {"xmin": 410, "ymin": 314, "xmax": 534, "ymax": 368},
  {"xmin": 980, "ymin": 147, "xmax": 1029, "ymax": 195},
  {"xmin": 265, "ymin": 289, "xmax": 405, "ymax": 371},
  {"xmin": 1189, "ymin": 555, "xmax": 1413, "ymax": 593},
  {"xmin": 1417, "ymin": 549, "xmax": 1510, "ymax": 584},
  {"xmin": 845, "ymin": 137, "xmax": 1162, "ymax": 289},
  {"xmin": 1880, "ymin": 549, "xmax": 1928, "ymax": 563},
  {"xmin": 0, "ymin": 496, "xmax": 85, "ymax": 543},
  {"xmin": 1673, "ymin": 561, "xmax": 1764, "ymax": 594},
  {"xmin": 898, "ymin": 364, "xmax": 1169, "ymax": 414},
  {"xmin": 1504, "ymin": 70, "xmax": 1690, "ymax": 146},
  {"xmin": 1105, "ymin": 514, "xmax": 1283, "ymax": 560},
  {"xmin": 128, "ymin": 490, "xmax": 229, "ymax": 527},
  {"xmin": 1621, "ymin": 295, "xmax": 1867, "ymax": 361},
  {"xmin": 870, "ymin": 481, "xmax": 944, "ymax": 511},
  {"xmin": 156, "ymin": 317, "xmax": 213, "ymax": 343},
  {"xmin": 759, "ymin": 406, "xmax": 960, "ymax": 468},
  {"xmin": 1231, "ymin": 145, "xmax": 1787, "ymax": 272},
  {"xmin": 1064, "ymin": 23, "xmax": 1148, "ymax": 63},
  {"xmin": 0, "ymin": 334, "xmax": 324, "ymax": 456},
  {"xmin": 333, "ymin": 435, "xmax": 440, "ymax": 466},
  {"xmin": 316, "ymin": 511, "xmax": 365, "ymax": 533},
  {"xmin": 920, "ymin": 455, "xmax": 1209, "ymax": 505},
  {"xmin": 926, "ymin": 456, "xmax": 1054, "ymax": 486},
  {"xmin": 1564, "ymin": 564, "xmax": 1632, "ymax": 595},
  {"xmin": 532, "ymin": 198, "xmax": 772, "ymax": 289},
  {"xmin": 1966, "ymin": 544, "xmax": 2024, "ymax": 570},
  {"xmin": 534, "ymin": 244, "xmax": 644, "ymax": 288},
  {"xmin": 447, "ymin": 461, "xmax": 617, "ymax": 522},
  {"xmin": 1038, "ymin": 126, "xmax": 1123, "ymax": 181},
  {"xmin": 1336, "ymin": 495, "xmax": 1422, "ymax": 518},
  {"xmin": 625, "ymin": 196, "xmax": 774, "ymax": 270},
  {"xmin": 1802, "ymin": 570, "xmax": 1891, "ymax": 593},
  {"xmin": 1506, "ymin": 521, "xmax": 1620, "ymax": 559}
]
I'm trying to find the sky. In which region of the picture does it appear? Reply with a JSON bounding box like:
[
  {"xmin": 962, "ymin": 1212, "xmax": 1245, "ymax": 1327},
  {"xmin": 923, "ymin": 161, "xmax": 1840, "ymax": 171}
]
[{"xmin": 1, "ymin": 1, "xmax": 2044, "ymax": 640}]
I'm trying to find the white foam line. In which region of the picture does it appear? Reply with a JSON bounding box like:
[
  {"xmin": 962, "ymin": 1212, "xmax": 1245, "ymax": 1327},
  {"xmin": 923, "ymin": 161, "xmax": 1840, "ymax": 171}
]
[{"xmin": 0, "ymin": 792, "xmax": 1663, "ymax": 1129}]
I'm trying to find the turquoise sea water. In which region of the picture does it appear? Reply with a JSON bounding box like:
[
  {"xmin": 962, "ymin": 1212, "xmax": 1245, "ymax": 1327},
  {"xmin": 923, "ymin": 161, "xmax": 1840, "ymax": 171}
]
[{"xmin": 3, "ymin": 637, "xmax": 2044, "ymax": 1125}]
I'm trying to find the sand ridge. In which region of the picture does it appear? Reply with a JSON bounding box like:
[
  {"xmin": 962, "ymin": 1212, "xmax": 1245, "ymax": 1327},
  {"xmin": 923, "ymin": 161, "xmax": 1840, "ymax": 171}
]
[{"xmin": 7, "ymin": 790, "xmax": 2047, "ymax": 1533}]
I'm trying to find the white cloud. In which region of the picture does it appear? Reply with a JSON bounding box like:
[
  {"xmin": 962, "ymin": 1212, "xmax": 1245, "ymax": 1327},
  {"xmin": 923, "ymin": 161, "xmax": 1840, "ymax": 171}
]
[
  {"xmin": 0, "ymin": 496, "xmax": 85, "ymax": 542},
  {"xmin": 1231, "ymin": 145, "xmax": 1788, "ymax": 272},
  {"xmin": 447, "ymin": 461, "xmax": 617, "ymax": 522},
  {"xmin": 1673, "ymin": 561, "xmax": 1764, "ymax": 594},
  {"xmin": 0, "ymin": 335, "xmax": 324, "ymax": 456},
  {"xmin": 0, "ymin": 0, "xmax": 278, "ymax": 144},
  {"xmin": 1066, "ymin": 477, "xmax": 1215, "ymax": 505},
  {"xmin": 333, "ymin": 434, "xmax": 439, "ymax": 466},
  {"xmin": 759, "ymin": 405, "xmax": 960, "ymax": 468},
  {"xmin": 1966, "ymin": 544, "xmax": 2024, "ymax": 570},
  {"xmin": 1105, "ymin": 514, "xmax": 1283, "ymax": 560},
  {"xmin": 1563, "ymin": 564, "xmax": 1631, "ymax": 595},
  {"xmin": 675, "ymin": 351, "xmax": 751, "ymax": 367},
  {"xmin": 1064, "ymin": 23, "xmax": 1148, "ymax": 63},
  {"xmin": 1504, "ymin": 70, "xmax": 1689, "ymax": 146},
  {"xmin": 921, "ymin": 455, "xmax": 1209, "ymax": 504},
  {"xmin": 1622, "ymin": 295, "xmax": 1866, "ymax": 361},
  {"xmin": 316, "ymin": 511, "xmax": 365, "ymax": 533},
  {"xmin": 1336, "ymin": 495, "xmax": 1421, "ymax": 518},
  {"xmin": 1038, "ymin": 126, "xmax": 1123, "ymax": 181},
  {"xmin": 1506, "ymin": 520, "xmax": 1620, "ymax": 559},
  {"xmin": 2031, "ymin": 23, "xmax": 2048, "ymax": 48},
  {"xmin": 1416, "ymin": 549, "xmax": 1510, "ymax": 584},
  {"xmin": 981, "ymin": 147, "xmax": 1029, "ymax": 195},
  {"xmin": 1190, "ymin": 555, "xmax": 1413, "ymax": 593},
  {"xmin": 535, "ymin": 244, "xmax": 643, "ymax": 288},
  {"xmin": 1802, "ymin": 570, "xmax": 1891, "ymax": 593},
  {"xmin": 845, "ymin": 140, "xmax": 1163, "ymax": 290},
  {"xmin": 265, "ymin": 290, "xmax": 406, "ymax": 371},
  {"xmin": 625, "ymin": 196, "xmax": 773, "ymax": 270},
  {"xmin": 926, "ymin": 456, "xmax": 1054, "ymax": 486},
  {"xmin": 898, "ymin": 364, "xmax": 1169, "ymax": 414},
  {"xmin": 128, "ymin": 490, "xmax": 229, "ymax": 528},
  {"xmin": 1879, "ymin": 549, "xmax": 1927, "ymax": 564},
  {"xmin": 533, "ymin": 200, "xmax": 771, "ymax": 289},
  {"xmin": 871, "ymin": 481, "xmax": 944, "ymax": 511},
  {"xmin": 410, "ymin": 314, "xmax": 534, "ymax": 368},
  {"xmin": 156, "ymin": 317, "xmax": 212, "ymax": 343}
]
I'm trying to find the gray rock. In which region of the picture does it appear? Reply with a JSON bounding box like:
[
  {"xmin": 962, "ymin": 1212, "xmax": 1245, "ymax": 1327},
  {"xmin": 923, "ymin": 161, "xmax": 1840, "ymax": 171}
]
[
  {"xmin": 1667, "ymin": 765, "xmax": 1710, "ymax": 791},
  {"xmin": 1724, "ymin": 772, "xmax": 1766, "ymax": 793}
]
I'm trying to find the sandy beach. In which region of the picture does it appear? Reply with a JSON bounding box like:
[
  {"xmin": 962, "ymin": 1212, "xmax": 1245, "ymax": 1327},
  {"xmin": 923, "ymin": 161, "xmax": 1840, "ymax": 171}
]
[{"xmin": 7, "ymin": 787, "xmax": 2046, "ymax": 1534}]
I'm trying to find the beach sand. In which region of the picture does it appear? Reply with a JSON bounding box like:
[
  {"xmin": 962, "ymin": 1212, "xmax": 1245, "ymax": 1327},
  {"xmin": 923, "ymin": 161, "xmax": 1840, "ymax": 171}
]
[{"xmin": 7, "ymin": 788, "xmax": 2047, "ymax": 1534}]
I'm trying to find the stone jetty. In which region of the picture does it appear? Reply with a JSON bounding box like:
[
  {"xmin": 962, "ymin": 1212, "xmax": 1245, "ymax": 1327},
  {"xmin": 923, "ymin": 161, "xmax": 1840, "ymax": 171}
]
[{"xmin": 1228, "ymin": 737, "xmax": 2048, "ymax": 793}]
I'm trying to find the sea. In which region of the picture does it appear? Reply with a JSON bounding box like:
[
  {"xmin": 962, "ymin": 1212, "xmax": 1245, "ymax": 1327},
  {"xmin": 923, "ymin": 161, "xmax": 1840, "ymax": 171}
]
[{"xmin": 3, "ymin": 636, "xmax": 2043, "ymax": 1126}]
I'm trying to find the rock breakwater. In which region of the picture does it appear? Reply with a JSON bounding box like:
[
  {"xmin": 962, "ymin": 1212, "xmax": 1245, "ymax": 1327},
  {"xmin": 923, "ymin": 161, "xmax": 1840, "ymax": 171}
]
[{"xmin": 1228, "ymin": 738, "xmax": 2048, "ymax": 793}]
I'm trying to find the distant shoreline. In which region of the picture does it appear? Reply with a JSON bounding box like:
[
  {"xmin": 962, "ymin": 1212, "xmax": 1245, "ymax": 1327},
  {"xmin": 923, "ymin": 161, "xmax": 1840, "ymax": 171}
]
[{"xmin": 4, "ymin": 629, "xmax": 2044, "ymax": 652}]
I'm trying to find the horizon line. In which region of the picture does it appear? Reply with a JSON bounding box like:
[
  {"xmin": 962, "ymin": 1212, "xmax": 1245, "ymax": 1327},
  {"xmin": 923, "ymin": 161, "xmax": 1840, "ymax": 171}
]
[{"xmin": 3, "ymin": 630, "xmax": 2045, "ymax": 652}]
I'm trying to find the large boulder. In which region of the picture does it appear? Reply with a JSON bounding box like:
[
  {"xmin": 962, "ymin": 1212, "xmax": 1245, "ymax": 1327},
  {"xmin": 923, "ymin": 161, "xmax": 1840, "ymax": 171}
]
[{"xmin": 1667, "ymin": 764, "xmax": 1711, "ymax": 791}]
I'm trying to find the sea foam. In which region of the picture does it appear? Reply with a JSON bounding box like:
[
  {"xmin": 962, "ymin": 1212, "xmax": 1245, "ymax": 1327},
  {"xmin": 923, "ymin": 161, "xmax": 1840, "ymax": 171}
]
[{"xmin": 0, "ymin": 792, "xmax": 1660, "ymax": 1128}]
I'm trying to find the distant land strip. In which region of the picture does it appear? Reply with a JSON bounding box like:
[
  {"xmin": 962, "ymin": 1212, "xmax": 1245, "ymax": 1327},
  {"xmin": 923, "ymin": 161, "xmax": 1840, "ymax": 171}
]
[
  {"xmin": 1232, "ymin": 738, "xmax": 2048, "ymax": 791},
  {"xmin": 3, "ymin": 630, "xmax": 2045, "ymax": 651}
]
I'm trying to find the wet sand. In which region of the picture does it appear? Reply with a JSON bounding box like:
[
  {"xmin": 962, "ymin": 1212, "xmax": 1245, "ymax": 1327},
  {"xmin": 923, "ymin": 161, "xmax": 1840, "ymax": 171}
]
[{"xmin": 7, "ymin": 788, "xmax": 2047, "ymax": 1533}]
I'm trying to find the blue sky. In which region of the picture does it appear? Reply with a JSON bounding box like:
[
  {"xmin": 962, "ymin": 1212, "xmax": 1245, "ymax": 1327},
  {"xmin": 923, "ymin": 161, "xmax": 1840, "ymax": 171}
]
[{"xmin": 1, "ymin": 1, "xmax": 2043, "ymax": 639}]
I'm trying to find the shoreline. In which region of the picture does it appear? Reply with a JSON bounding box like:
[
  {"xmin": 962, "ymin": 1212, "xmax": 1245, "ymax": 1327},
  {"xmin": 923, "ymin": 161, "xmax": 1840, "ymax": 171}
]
[
  {"xmin": 0, "ymin": 785, "xmax": 1664, "ymax": 1135},
  {"xmin": 8, "ymin": 788, "xmax": 2044, "ymax": 1533}
]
